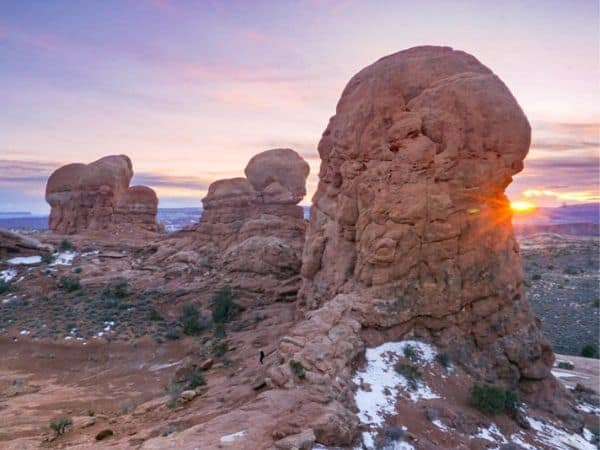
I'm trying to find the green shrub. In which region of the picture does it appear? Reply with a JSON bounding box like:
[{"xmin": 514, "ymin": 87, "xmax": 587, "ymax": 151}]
[
  {"xmin": 165, "ymin": 327, "xmax": 180, "ymax": 340},
  {"xmin": 211, "ymin": 286, "xmax": 238, "ymax": 324},
  {"xmin": 59, "ymin": 276, "xmax": 80, "ymax": 292},
  {"xmin": 581, "ymin": 344, "xmax": 600, "ymax": 359},
  {"xmin": 289, "ymin": 360, "xmax": 306, "ymax": 379},
  {"xmin": 403, "ymin": 344, "xmax": 420, "ymax": 361},
  {"xmin": 531, "ymin": 274, "xmax": 541, "ymax": 281},
  {"xmin": 41, "ymin": 253, "xmax": 55, "ymax": 264},
  {"xmin": 180, "ymin": 304, "xmax": 208, "ymax": 335},
  {"xmin": 49, "ymin": 417, "xmax": 72, "ymax": 435},
  {"xmin": 394, "ymin": 363, "xmax": 421, "ymax": 390},
  {"xmin": 59, "ymin": 239, "xmax": 75, "ymax": 252},
  {"xmin": 213, "ymin": 322, "xmax": 226, "ymax": 338},
  {"xmin": 148, "ymin": 308, "xmax": 164, "ymax": 321},
  {"xmin": 212, "ymin": 341, "xmax": 228, "ymax": 357},
  {"xmin": 470, "ymin": 384, "xmax": 519, "ymax": 416},
  {"xmin": 165, "ymin": 367, "xmax": 205, "ymax": 408},
  {"xmin": 563, "ymin": 266, "xmax": 579, "ymax": 275},
  {"xmin": 557, "ymin": 361, "xmax": 574, "ymax": 370},
  {"xmin": 0, "ymin": 279, "xmax": 12, "ymax": 295},
  {"xmin": 73, "ymin": 267, "xmax": 82, "ymax": 274},
  {"xmin": 435, "ymin": 352, "xmax": 451, "ymax": 369}
]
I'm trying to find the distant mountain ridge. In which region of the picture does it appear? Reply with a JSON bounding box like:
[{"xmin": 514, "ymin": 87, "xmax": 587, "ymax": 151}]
[{"xmin": 0, "ymin": 203, "xmax": 597, "ymax": 235}]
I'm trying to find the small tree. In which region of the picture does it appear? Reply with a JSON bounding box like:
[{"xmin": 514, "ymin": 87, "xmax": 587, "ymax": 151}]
[
  {"xmin": 211, "ymin": 286, "xmax": 238, "ymax": 324},
  {"xmin": 470, "ymin": 384, "xmax": 519, "ymax": 416}
]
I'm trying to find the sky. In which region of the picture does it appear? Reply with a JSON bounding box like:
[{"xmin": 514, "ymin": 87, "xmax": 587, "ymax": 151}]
[{"xmin": 0, "ymin": 0, "xmax": 598, "ymax": 213}]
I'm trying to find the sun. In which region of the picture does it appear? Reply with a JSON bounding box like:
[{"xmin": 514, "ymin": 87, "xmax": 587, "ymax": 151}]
[{"xmin": 510, "ymin": 200, "xmax": 537, "ymax": 214}]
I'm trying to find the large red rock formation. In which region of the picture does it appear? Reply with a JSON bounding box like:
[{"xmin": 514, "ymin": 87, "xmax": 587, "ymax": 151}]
[
  {"xmin": 195, "ymin": 148, "xmax": 309, "ymax": 299},
  {"xmin": 268, "ymin": 45, "xmax": 576, "ymax": 438},
  {"xmin": 45, "ymin": 155, "xmax": 160, "ymax": 234}
]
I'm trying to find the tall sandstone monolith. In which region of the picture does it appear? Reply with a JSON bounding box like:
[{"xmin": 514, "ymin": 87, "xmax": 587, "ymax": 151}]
[{"xmin": 272, "ymin": 46, "xmax": 573, "ymax": 426}]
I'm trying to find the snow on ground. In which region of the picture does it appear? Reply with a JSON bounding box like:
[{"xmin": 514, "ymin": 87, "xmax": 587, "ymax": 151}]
[
  {"xmin": 219, "ymin": 430, "xmax": 246, "ymax": 443},
  {"xmin": 353, "ymin": 341, "xmax": 439, "ymax": 450},
  {"xmin": 1, "ymin": 268, "xmax": 17, "ymax": 283},
  {"xmin": 7, "ymin": 255, "xmax": 41, "ymax": 265},
  {"xmin": 50, "ymin": 251, "xmax": 76, "ymax": 266},
  {"xmin": 527, "ymin": 416, "xmax": 596, "ymax": 450},
  {"xmin": 474, "ymin": 423, "xmax": 507, "ymax": 444}
]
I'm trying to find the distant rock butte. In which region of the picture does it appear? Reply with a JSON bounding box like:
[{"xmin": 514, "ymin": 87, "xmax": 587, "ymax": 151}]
[
  {"xmin": 268, "ymin": 45, "xmax": 577, "ymax": 437},
  {"xmin": 194, "ymin": 148, "xmax": 309, "ymax": 299},
  {"xmin": 45, "ymin": 155, "xmax": 161, "ymax": 234}
]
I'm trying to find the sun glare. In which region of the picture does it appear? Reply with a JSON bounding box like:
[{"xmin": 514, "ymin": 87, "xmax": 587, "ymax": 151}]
[{"xmin": 510, "ymin": 200, "xmax": 537, "ymax": 214}]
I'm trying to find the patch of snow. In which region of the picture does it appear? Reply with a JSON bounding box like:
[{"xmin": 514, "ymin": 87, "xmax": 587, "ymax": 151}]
[
  {"xmin": 353, "ymin": 341, "xmax": 438, "ymax": 450},
  {"xmin": 432, "ymin": 419, "xmax": 449, "ymax": 432},
  {"xmin": 577, "ymin": 402, "xmax": 600, "ymax": 414},
  {"xmin": 528, "ymin": 416, "xmax": 596, "ymax": 450},
  {"xmin": 149, "ymin": 360, "xmax": 183, "ymax": 372},
  {"xmin": 220, "ymin": 430, "xmax": 246, "ymax": 443},
  {"xmin": 81, "ymin": 250, "xmax": 99, "ymax": 257},
  {"xmin": 509, "ymin": 433, "xmax": 537, "ymax": 450},
  {"xmin": 474, "ymin": 423, "xmax": 507, "ymax": 444},
  {"xmin": 50, "ymin": 251, "xmax": 76, "ymax": 266},
  {"xmin": 64, "ymin": 336, "xmax": 73, "ymax": 340},
  {"xmin": 7, "ymin": 255, "xmax": 41, "ymax": 265},
  {"xmin": 19, "ymin": 330, "xmax": 30, "ymax": 335},
  {"xmin": 552, "ymin": 369, "xmax": 586, "ymax": 379},
  {"xmin": 1, "ymin": 268, "xmax": 17, "ymax": 282}
]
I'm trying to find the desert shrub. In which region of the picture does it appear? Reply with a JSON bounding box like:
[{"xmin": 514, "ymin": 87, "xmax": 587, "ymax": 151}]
[
  {"xmin": 165, "ymin": 327, "xmax": 180, "ymax": 340},
  {"xmin": 435, "ymin": 352, "xmax": 451, "ymax": 369},
  {"xmin": 148, "ymin": 308, "xmax": 164, "ymax": 321},
  {"xmin": 59, "ymin": 275, "xmax": 80, "ymax": 292},
  {"xmin": 470, "ymin": 384, "xmax": 519, "ymax": 416},
  {"xmin": 403, "ymin": 344, "xmax": 420, "ymax": 361},
  {"xmin": 65, "ymin": 322, "xmax": 77, "ymax": 332},
  {"xmin": 165, "ymin": 367, "xmax": 205, "ymax": 408},
  {"xmin": 161, "ymin": 425, "xmax": 175, "ymax": 437},
  {"xmin": 73, "ymin": 267, "xmax": 82, "ymax": 274},
  {"xmin": 557, "ymin": 361, "xmax": 574, "ymax": 370},
  {"xmin": 41, "ymin": 252, "xmax": 55, "ymax": 264},
  {"xmin": 394, "ymin": 363, "xmax": 421, "ymax": 390},
  {"xmin": 211, "ymin": 286, "xmax": 238, "ymax": 324},
  {"xmin": 87, "ymin": 410, "xmax": 95, "ymax": 417},
  {"xmin": 212, "ymin": 341, "xmax": 228, "ymax": 357},
  {"xmin": 118, "ymin": 399, "xmax": 135, "ymax": 414},
  {"xmin": 289, "ymin": 360, "xmax": 306, "ymax": 379},
  {"xmin": 213, "ymin": 322, "xmax": 226, "ymax": 338},
  {"xmin": 531, "ymin": 274, "xmax": 541, "ymax": 281},
  {"xmin": 0, "ymin": 279, "xmax": 12, "ymax": 294},
  {"xmin": 49, "ymin": 417, "xmax": 72, "ymax": 436},
  {"xmin": 383, "ymin": 425, "xmax": 404, "ymax": 441},
  {"xmin": 593, "ymin": 299, "xmax": 600, "ymax": 308},
  {"xmin": 563, "ymin": 266, "xmax": 579, "ymax": 275},
  {"xmin": 581, "ymin": 344, "xmax": 600, "ymax": 359},
  {"xmin": 180, "ymin": 304, "xmax": 208, "ymax": 335},
  {"xmin": 59, "ymin": 239, "xmax": 75, "ymax": 252}
]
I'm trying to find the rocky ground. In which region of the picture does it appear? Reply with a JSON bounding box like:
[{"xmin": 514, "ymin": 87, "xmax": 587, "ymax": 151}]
[{"xmin": 520, "ymin": 233, "xmax": 599, "ymax": 356}]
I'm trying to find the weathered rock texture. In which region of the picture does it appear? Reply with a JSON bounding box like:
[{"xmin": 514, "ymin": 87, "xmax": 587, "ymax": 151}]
[
  {"xmin": 270, "ymin": 46, "xmax": 576, "ymax": 439},
  {"xmin": 195, "ymin": 148, "xmax": 309, "ymax": 299},
  {"xmin": 45, "ymin": 155, "xmax": 161, "ymax": 234}
]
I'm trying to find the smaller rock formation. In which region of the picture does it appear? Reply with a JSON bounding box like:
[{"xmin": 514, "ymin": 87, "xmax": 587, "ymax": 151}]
[
  {"xmin": 114, "ymin": 185, "xmax": 160, "ymax": 231},
  {"xmin": 0, "ymin": 229, "xmax": 54, "ymax": 259},
  {"xmin": 45, "ymin": 155, "xmax": 161, "ymax": 234},
  {"xmin": 195, "ymin": 148, "xmax": 309, "ymax": 299}
]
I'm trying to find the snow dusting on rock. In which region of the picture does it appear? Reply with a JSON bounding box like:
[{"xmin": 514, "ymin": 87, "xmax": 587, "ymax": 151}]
[
  {"xmin": 7, "ymin": 255, "xmax": 42, "ymax": 265},
  {"xmin": 527, "ymin": 416, "xmax": 596, "ymax": 450},
  {"xmin": 1, "ymin": 268, "xmax": 17, "ymax": 283},
  {"xmin": 50, "ymin": 251, "xmax": 76, "ymax": 266},
  {"xmin": 220, "ymin": 430, "xmax": 246, "ymax": 443},
  {"xmin": 353, "ymin": 341, "xmax": 439, "ymax": 449}
]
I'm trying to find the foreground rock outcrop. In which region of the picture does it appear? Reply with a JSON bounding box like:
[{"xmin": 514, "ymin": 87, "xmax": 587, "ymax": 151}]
[
  {"xmin": 194, "ymin": 148, "xmax": 309, "ymax": 299},
  {"xmin": 45, "ymin": 155, "xmax": 161, "ymax": 234}
]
